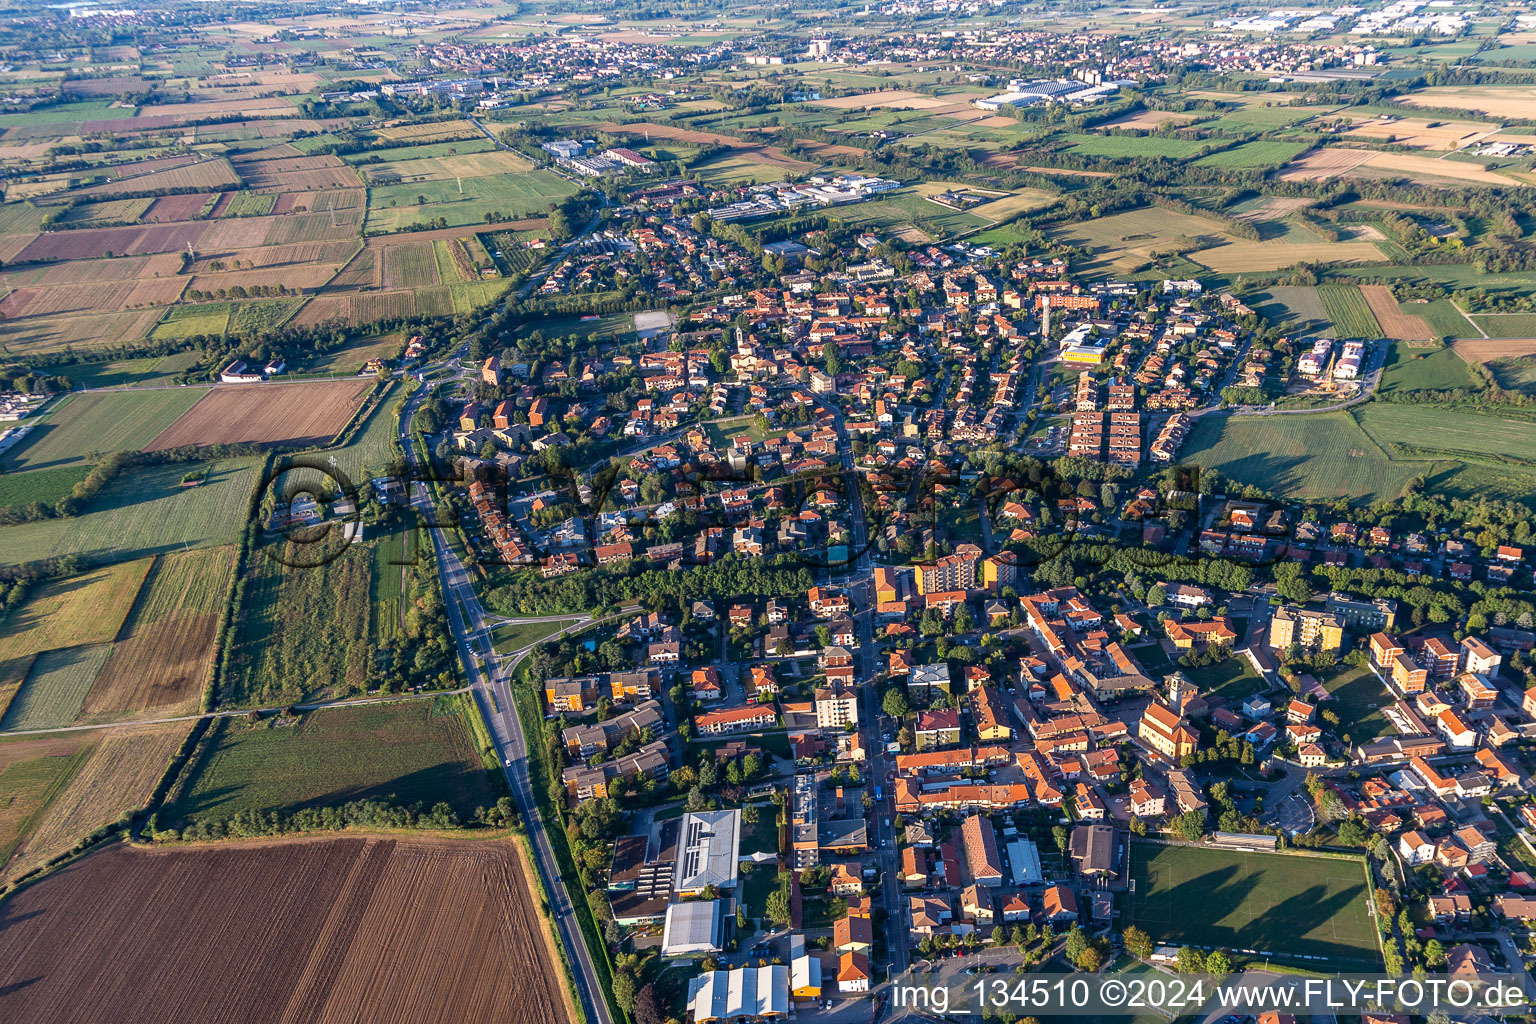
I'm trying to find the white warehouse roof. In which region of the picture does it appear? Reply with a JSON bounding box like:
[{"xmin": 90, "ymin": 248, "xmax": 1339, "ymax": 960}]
[
  {"xmin": 689, "ymin": 966, "xmax": 790, "ymax": 1022},
  {"xmin": 673, "ymin": 809, "xmax": 741, "ymax": 894}
]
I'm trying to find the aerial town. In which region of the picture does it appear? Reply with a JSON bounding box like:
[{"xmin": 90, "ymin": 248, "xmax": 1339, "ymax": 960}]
[{"xmin": 1, "ymin": 1, "xmax": 1536, "ymax": 1023}]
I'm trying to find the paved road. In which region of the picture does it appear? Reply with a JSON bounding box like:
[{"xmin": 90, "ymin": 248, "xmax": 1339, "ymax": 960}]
[{"xmin": 400, "ymin": 378, "xmax": 613, "ymax": 1024}]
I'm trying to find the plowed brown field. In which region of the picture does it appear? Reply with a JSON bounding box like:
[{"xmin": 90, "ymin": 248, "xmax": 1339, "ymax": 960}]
[
  {"xmin": 0, "ymin": 837, "xmax": 568, "ymax": 1024},
  {"xmin": 145, "ymin": 380, "xmax": 372, "ymax": 450},
  {"xmin": 1360, "ymin": 284, "xmax": 1432, "ymax": 340}
]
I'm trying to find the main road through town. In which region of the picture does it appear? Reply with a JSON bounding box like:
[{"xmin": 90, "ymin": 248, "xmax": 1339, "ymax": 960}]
[{"xmin": 399, "ymin": 378, "xmax": 612, "ymax": 1024}]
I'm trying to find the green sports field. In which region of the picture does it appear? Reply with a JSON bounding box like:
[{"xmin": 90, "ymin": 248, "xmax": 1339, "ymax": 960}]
[{"xmin": 1127, "ymin": 842, "xmax": 1381, "ymax": 965}]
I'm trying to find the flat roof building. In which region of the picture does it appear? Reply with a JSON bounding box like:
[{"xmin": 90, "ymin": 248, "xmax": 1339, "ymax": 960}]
[
  {"xmin": 663, "ymin": 899, "xmax": 727, "ymax": 956},
  {"xmin": 688, "ymin": 965, "xmax": 790, "ymax": 1022},
  {"xmin": 674, "ymin": 809, "xmax": 742, "ymax": 895}
]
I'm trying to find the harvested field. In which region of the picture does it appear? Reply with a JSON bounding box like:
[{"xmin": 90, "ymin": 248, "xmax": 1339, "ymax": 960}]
[
  {"xmin": 146, "ymin": 380, "xmax": 373, "ymax": 451},
  {"xmin": 0, "ymin": 644, "xmax": 115, "ymax": 732},
  {"xmin": 381, "ymin": 240, "xmax": 441, "ymax": 289},
  {"xmin": 0, "ymin": 837, "xmax": 568, "ymax": 1024},
  {"xmin": 1453, "ymin": 338, "xmax": 1536, "ymax": 365},
  {"xmin": 1, "ymin": 722, "xmax": 190, "ymax": 882},
  {"xmin": 13, "ymin": 221, "xmax": 211, "ymax": 261},
  {"xmin": 814, "ymin": 89, "xmax": 936, "ymax": 109},
  {"xmin": 291, "ymin": 291, "xmax": 416, "ymax": 327},
  {"xmin": 1397, "ymin": 87, "xmax": 1536, "ymax": 120},
  {"xmin": 83, "ymin": 547, "xmax": 236, "ymax": 717},
  {"xmin": 188, "ymin": 263, "xmax": 343, "ymax": 295},
  {"xmin": 1190, "ymin": 241, "xmax": 1384, "ymax": 273},
  {"xmin": 0, "ymin": 307, "xmax": 163, "ymax": 355},
  {"xmin": 187, "ymin": 239, "xmax": 357, "ymax": 273},
  {"xmin": 0, "ymin": 559, "xmax": 151, "ymax": 665},
  {"xmin": 1092, "ymin": 109, "xmax": 1201, "ymax": 130},
  {"xmin": 72, "ymin": 157, "xmax": 241, "ymax": 199},
  {"xmin": 1278, "ymin": 147, "xmax": 1378, "ymax": 182},
  {"xmin": 141, "ymin": 193, "xmax": 216, "ymax": 222},
  {"xmin": 1360, "ymin": 284, "xmax": 1432, "ymax": 340},
  {"xmin": 1231, "ymin": 196, "xmax": 1314, "ymax": 222},
  {"xmin": 373, "ymin": 119, "xmax": 481, "ymax": 142},
  {"xmin": 0, "ymin": 733, "xmax": 89, "ymax": 869},
  {"xmin": 1344, "ymin": 117, "xmax": 1494, "ymax": 151},
  {"xmin": 365, "ymin": 149, "xmax": 533, "ymax": 183},
  {"xmin": 1355, "ymin": 151, "xmax": 1527, "ymax": 187},
  {"xmin": 2, "ymin": 388, "xmax": 208, "ymax": 472}
]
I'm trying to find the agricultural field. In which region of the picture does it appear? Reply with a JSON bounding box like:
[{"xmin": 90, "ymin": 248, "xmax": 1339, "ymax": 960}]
[
  {"xmin": 0, "ymin": 721, "xmax": 190, "ymax": 882},
  {"xmin": 165, "ymin": 696, "xmax": 496, "ymax": 825},
  {"xmin": 692, "ymin": 152, "xmax": 799, "ymax": 186},
  {"xmin": 145, "ymin": 379, "xmax": 373, "ymax": 451},
  {"xmin": 1, "ymin": 388, "xmax": 208, "ymax": 472},
  {"xmin": 1342, "ymin": 116, "xmax": 1494, "ymax": 151},
  {"xmin": 1378, "ymin": 345, "xmax": 1479, "ymax": 395},
  {"xmin": 1127, "ymin": 842, "xmax": 1380, "ymax": 965},
  {"xmin": 1046, "ymin": 206, "xmax": 1247, "ymax": 274},
  {"xmin": 0, "ymin": 734, "xmax": 91, "ymax": 870},
  {"xmin": 363, "ymin": 167, "xmax": 579, "ymax": 233},
  {"xmin": 1251, "ymin": 285, "xmax": 1332, "ymax": 336},
  {"xmin": 1316, "ymin": 285, "xmax": 1383, "ymax": 339},
  {"xmin": 1190, "ymin": 240, "xmax": 1384, "ymax": 274},
  {"xmin": 0, "ymin": 464, "xmax": 91, "ymax": 511},
  {"xmin": 149, "ymin": 298, "xmax": 304, "ymax": 340},
  {"xmin": 808, "ymin": 186, "xmax": 990, "ymax": 239},
  {"xmin": 1488, "ymin": 354, "xmax": 1536, "ymax": 398},
  {"xmin": 1059, "ymin": 133, "xmax": 1206, "ymax": 161},
  {"xmin": 1469, "ymin": 314, "xmax": 1536, "ymax": 339},
  {"xmin": 0, "ymin": 643, "xmax": 115, "ymax": 732},
  {"xmin": 1181, "ymin": 411, "xmax": 1425, "ymax": 503},
  {"xmin": 1355, "ymin": 403, "xmax": 1536, "ymax": 468},
  {"xmin": 1193, "ymin": 140, "xmax": 1309, "ymax": 169},
  {"xmin": 1322, "ymin": 666, "xmax": 1396, "ymax": 744},
  {"xmin": 224, "ymin": 542, "xmax": 378, "ymax": 705},
  {"xmin": 490, "ymin": 618, "xmax": 578, "ymax": 655},
  {"xmin": 0, "ymin": 457, "xmax": 261, "ymax": 568},
  {"xmin": 0, "ymin": 837, "xmax": 567, "ymax": 1024},
  {"xmin": 82, "ymin": 547, "xmax": 236, "ymax": 719},
  {"xmin": 34, "ymin": 352, "xmax": 201, "ymax": 390},
  {"xmin": 0, "ymin": 558, "xmax": 151, "ymax": 667},
  {"xmin": 1358, "ymin": 284, "xmax": 1432, "ymax": 340},
  {"xmin": 1396, "ymin": 86, "xmax": 1536, "ymax": 119}
]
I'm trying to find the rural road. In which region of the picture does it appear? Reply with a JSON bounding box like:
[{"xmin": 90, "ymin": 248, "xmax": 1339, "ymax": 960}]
[{"xmin": 399, "ymin": 380, "xmax": 614, "ymax": 1024}]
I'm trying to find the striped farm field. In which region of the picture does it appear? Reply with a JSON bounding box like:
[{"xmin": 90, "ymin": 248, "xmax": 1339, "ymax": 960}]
[
  {"xmin": 0, "ymin": 558, "xmax": 152, "ymax": 666},
  {"xmin": 1191, "ymin": 241, "xmax": 1384, "ymax": 273},
  {"xmin": 82, "ymin": 546, "xmax": 237, "ymax": 718},
  {"xmin": 0, "ymin": 389, "xmax": 208, "ymax": 472},
  {"xmin": 1317, "ymin": 284, "xmax": 1383, "ymax": 339},
  {"xmin": 0, "ymin": 457, "xmax": 261, "ymax": 568},
  {"xmin": 0, "ymin": 644, "xmax": 115, "ymax": 732},
  {"xmin": 1181, "ymin": 411, "xmax": 1424, "ymax": 503},
  {"xmin": 0, "ymin": 734, "xmax": 91, "ymax": 868},
  {"xmin": 0, "ymin": 721, "xmax": 191, "ymax": 882},
  {"xmin": 1359, "ymin": 284, "xmax": 1431, "ymax": 340},
  {"xmin": 145, "ymin": 379, "xmax": 372, "ymax": 450},
  {"xmin": 1355, "ymin": 403, "xmax": 1536, "ymax": 467}
]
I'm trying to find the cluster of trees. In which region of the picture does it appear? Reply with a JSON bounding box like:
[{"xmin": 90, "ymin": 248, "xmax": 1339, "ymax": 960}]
[
  {"xmin": 159, "ymin": 797, "xmax": 465, "ymax": 842},
  {"xmin": 184, "ymin": 283, "xmax": 300, "ymax": 301},
  {"xmin": 484, "ymin": 553, "xmax": 817, "ymax": 618}
]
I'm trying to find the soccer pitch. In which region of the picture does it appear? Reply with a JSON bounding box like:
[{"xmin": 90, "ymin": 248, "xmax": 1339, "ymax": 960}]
[{"xmin": 1127, "ymin": 842, "xmax": 1382, "ymax": 966}]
